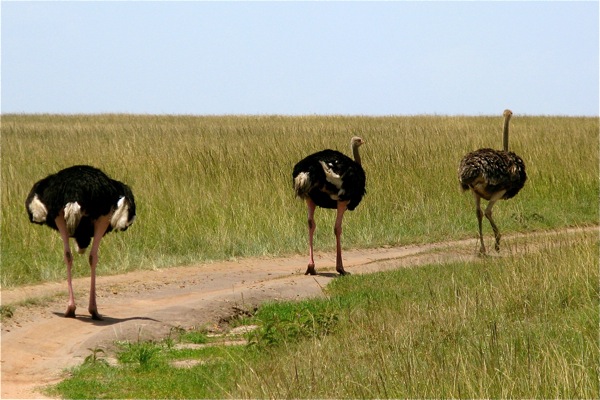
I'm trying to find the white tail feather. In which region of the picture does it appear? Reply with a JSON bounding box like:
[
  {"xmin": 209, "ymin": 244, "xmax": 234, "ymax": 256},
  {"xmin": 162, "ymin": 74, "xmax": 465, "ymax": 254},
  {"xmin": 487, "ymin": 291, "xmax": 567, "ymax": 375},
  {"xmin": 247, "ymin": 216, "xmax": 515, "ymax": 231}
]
[
  {"xmin": 28, "ymin": 195, "xmax": 48, "ymax": 223},
  {"xmin": 111, "ymin": 196, "xmax": 131, "ymax": 230},
  {"xmin": 64, "ymin": 202, "xmax": 82, "ymax": 235},
  {"xmin": 294, "ymin": 172, "xmax": 312, "ymax": 197}
]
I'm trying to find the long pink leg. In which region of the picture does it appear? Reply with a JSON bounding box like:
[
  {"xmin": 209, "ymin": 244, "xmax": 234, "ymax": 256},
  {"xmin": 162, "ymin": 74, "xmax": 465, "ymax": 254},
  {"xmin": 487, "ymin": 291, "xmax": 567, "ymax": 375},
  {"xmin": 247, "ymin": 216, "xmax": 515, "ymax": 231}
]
[
  {"xmin": 88, "ymin": 215, "xmax": 110, "ymax": 320},
  {"xmin": 305, "ymin": 199, "xmax": 317, "ymax": 275},
  {"xmin": 54, "ymin": 212, "xmax": 76, "ymax": 318},
  {"xmin": 334, "ymin": 201, "xmax": 349, "ymax": 275}
]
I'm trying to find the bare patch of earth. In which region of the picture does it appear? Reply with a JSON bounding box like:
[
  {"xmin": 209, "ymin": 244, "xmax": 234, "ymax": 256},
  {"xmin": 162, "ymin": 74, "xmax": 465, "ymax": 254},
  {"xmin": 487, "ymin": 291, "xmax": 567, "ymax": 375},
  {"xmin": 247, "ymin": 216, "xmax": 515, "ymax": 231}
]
[{"xmin": 1, "ymin": 226, "xmax": 596, "ymax": 399}]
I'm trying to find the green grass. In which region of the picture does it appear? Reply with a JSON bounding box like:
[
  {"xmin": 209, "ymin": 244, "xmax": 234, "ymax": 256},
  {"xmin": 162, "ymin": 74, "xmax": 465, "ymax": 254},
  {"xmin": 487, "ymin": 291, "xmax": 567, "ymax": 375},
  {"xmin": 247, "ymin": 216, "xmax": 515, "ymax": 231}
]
[
  {"xmin": 54, "ymin": 345, "xmax": 248, "ymax": 399},
  {"xmin": 1, "ymin": 114, "xmax": 598, "ymax": 287},
  {"xmin": 49, "ymin": 229, "xmax": 598, "ymax": 399}
]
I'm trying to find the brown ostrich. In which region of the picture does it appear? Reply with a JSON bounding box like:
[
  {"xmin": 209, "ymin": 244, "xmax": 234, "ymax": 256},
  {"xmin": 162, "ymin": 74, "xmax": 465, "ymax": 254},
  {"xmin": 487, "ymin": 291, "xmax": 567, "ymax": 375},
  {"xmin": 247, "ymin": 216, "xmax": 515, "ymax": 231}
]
[
  {"xmin": 293, "ymin": 137, "xmax": 366, "ymax": 275},
  {"xmin": 458, "ymin": 110, "xmax": 527, "ymax": 254}
]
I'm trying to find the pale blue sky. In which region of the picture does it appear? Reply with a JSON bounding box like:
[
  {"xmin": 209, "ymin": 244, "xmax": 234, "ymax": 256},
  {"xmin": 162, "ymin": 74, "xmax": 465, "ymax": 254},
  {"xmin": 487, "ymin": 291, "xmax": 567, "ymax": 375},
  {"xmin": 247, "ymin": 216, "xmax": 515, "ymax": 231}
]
[{"xmin": 2, "ymin": 1, "xmax": 598, "ymax": 116}]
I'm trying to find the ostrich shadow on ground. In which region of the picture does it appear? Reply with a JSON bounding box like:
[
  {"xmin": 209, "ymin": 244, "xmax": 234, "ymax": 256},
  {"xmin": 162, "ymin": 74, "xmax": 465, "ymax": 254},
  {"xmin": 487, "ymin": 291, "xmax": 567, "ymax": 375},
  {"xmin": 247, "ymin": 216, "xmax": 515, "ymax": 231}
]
[
  {"xmin": 313, "ymin": 271, "xmax": 352, "ymax": 278},
  {"xmin": 51, "ymin": 312, "xmax": 160, "ymax": 326}
]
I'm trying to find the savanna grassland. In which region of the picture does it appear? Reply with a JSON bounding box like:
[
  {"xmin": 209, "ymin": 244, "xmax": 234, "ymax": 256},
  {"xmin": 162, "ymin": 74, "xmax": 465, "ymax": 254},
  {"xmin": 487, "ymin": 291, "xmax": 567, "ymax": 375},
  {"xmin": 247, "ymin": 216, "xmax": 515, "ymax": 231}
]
[
  {"xmin": 2, "ymin": 114, "xmax": 598, "ymax": 399},
  {"xmin": 1, "ymin": 114, "xmax": 598, "ymax": 287}
]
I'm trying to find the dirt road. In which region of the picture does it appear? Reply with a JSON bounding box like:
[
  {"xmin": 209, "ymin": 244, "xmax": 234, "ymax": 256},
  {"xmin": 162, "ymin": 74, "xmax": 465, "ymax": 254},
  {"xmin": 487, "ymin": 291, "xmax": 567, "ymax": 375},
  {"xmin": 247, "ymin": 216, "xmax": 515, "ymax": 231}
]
[{"xmin": 1, "ymin": 226, "xmax": 595, "ymax": 399}]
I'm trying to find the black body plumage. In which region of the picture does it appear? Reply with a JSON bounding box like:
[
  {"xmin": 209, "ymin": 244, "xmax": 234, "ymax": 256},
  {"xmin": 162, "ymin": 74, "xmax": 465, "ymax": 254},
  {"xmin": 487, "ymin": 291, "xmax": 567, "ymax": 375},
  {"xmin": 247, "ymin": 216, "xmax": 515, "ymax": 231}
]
[
  {"xmin": 293, "ymin": 136, "xmax": 366, "ymax": 275},
  {"xmin": 458, "ymin": 148, "xmax": 527, "ymax": 200},
  {"xmin": 293, "ymin": 149, "xmax": 366, "ymax": 210},
  {"xmin": 25, "ymin": 165, "xmax": 136, "ymax": 250}
]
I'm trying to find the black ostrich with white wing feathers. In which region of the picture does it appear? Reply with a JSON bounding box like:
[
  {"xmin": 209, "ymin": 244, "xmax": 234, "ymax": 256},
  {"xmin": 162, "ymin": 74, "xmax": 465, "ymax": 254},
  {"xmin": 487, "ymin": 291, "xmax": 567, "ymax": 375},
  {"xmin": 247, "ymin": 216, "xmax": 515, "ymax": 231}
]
[
  {"xmin": 293, "ymin": 137, "xmax": 366, "ymax": 275},
  {"xmin": 26, "ymin": 165, "xmax": 136, "ymax": 320},
  {"xmin": 458, "ymin": 110, "xmax": 527, "ymax": 254}
]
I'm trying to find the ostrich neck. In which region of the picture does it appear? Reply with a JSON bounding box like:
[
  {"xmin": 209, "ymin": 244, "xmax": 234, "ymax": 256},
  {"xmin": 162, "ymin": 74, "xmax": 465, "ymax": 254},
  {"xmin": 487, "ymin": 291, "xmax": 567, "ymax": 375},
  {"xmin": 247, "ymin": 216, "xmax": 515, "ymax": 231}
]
[
  {"xmin": 352, "ymin": 145, "xmax": 362, "ymax": 165},
  {"xmin": 502, "ymin": 117, "xmax": 510, "ymax": 152}
]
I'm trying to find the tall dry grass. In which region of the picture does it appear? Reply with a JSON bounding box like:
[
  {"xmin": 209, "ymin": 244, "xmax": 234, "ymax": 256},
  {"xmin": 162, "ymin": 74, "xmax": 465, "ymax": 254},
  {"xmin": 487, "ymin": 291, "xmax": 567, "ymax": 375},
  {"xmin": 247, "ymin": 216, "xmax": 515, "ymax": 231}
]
[{"xmin": 1, "ymin": 114, "xmax": 597, "ymax": 287}]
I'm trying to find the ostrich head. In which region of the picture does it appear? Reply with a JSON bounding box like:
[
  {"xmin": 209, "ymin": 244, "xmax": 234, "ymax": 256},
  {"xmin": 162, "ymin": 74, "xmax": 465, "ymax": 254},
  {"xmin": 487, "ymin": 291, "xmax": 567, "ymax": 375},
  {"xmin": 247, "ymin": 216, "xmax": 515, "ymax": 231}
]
[
  {"xmin": 351, "ymin": 136, "xmax": 365, "ymax": 149},
  {"xmin": 350, "ymin": 136, "xmax": 365, "ymax": 164}
]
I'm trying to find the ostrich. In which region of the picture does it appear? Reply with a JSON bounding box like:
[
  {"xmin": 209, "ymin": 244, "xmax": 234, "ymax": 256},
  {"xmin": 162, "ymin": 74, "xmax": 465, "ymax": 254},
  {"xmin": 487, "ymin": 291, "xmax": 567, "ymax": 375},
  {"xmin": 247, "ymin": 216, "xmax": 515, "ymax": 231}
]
[
  {"xmin": 25, "ymin": 165, "xmax": 136, "ymax": 320},
  {"xmin": 293, "ymin": 136, "xmax": 366, "ymax": 275},
  {"xmin": 458, "ymin": 109, "xmax": 527, "ymax": 254}
]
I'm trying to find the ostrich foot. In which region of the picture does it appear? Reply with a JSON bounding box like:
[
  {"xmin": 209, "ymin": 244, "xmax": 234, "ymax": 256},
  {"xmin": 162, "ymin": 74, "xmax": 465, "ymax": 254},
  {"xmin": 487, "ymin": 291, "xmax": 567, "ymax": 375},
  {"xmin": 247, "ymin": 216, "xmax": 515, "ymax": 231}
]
[
  {"xmin": 305, "ymin": 263, "xmax": 317, "ymax": 275},
  {"xmin": 89, "ymin": 309, "xmax": 103, "ymax": 321},
  {"xmin": 336, "ymin": 265, "xmax": 347, "ymax": 276},
  {"xmin": 478, "ymin": 242, "xmax": 487, "ymax": 256},
  {"xmin": 64, "ymin": 305, "xmax": 76, "ymax": 318},
  {"xmin": 90, "ymin": 311, "xmax": 104, "ymax": 321}
]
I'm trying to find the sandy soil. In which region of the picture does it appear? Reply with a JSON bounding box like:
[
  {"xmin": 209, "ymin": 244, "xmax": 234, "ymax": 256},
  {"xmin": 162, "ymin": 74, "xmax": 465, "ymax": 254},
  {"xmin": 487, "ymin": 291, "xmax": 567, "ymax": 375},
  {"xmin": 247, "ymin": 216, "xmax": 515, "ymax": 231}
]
[{"xmin": 1, "ymin": 226, "xmax": 595, "ymax": 399}]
